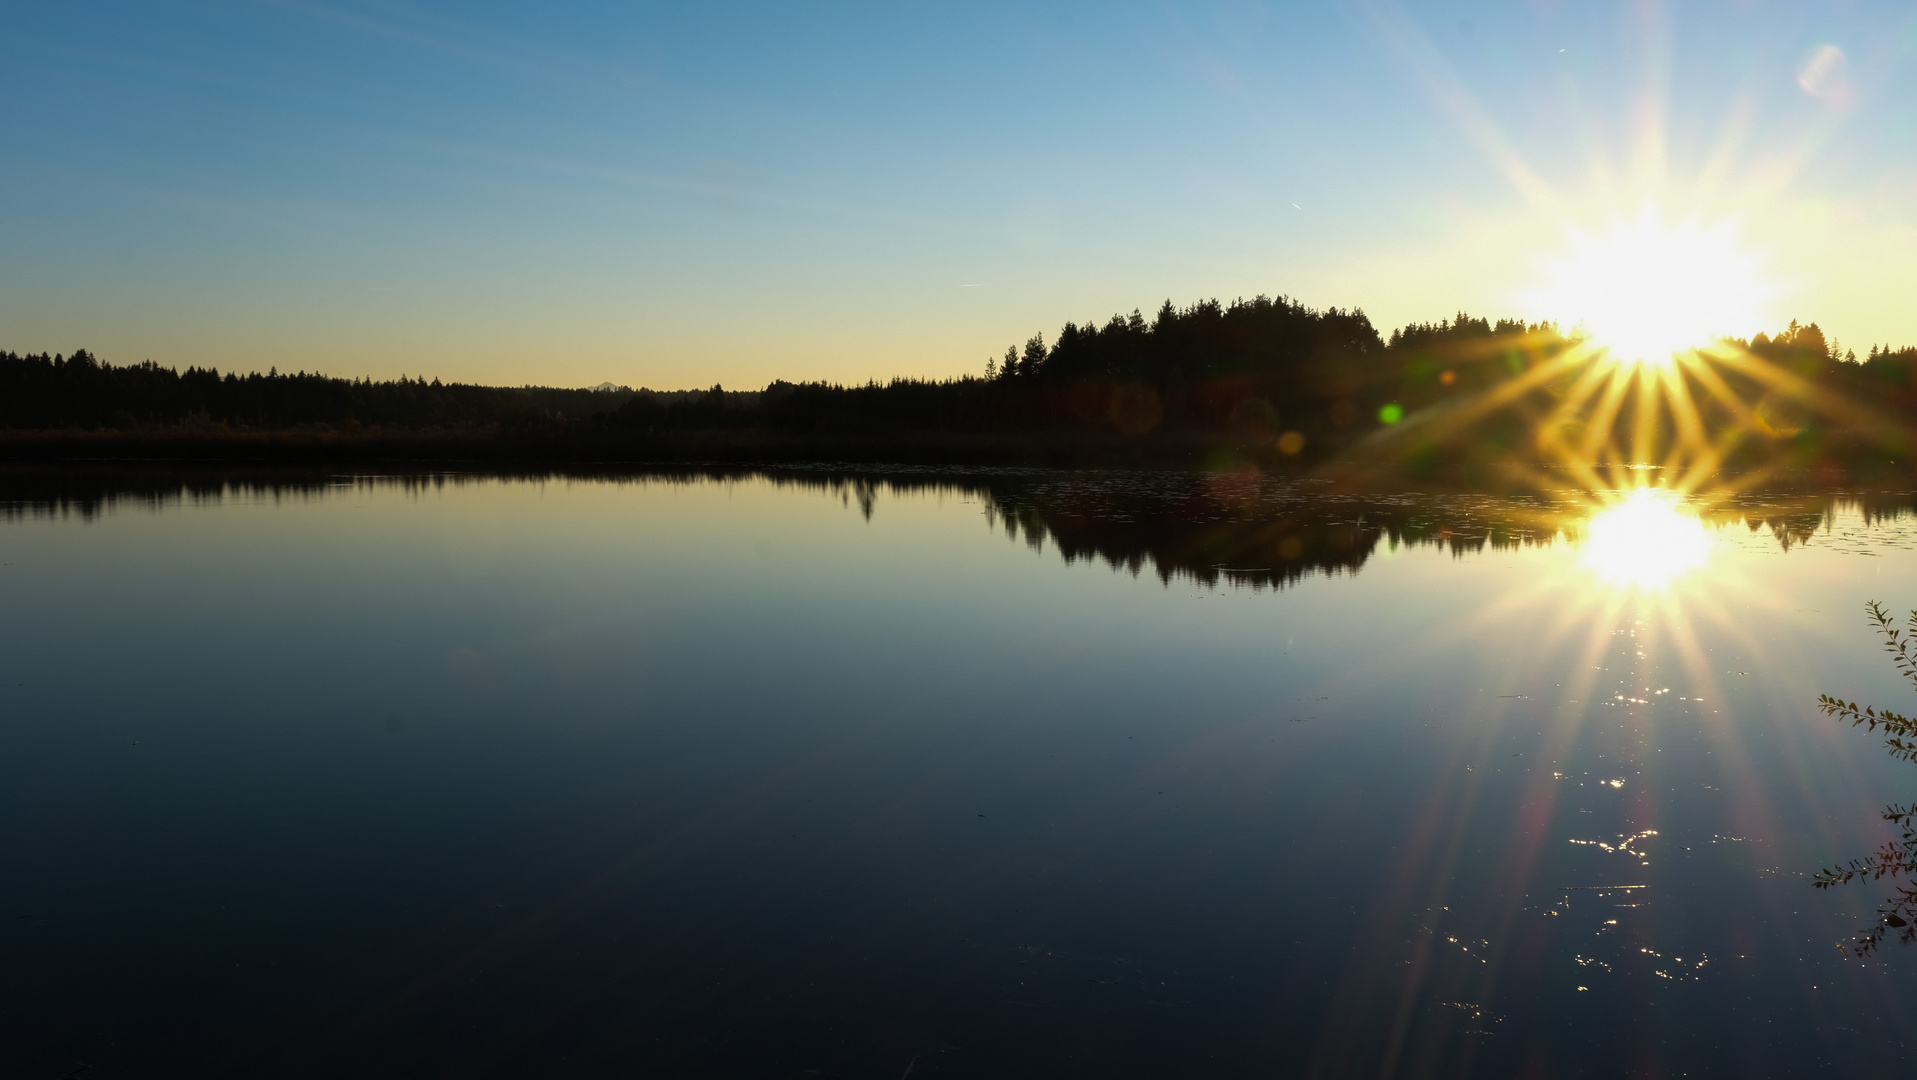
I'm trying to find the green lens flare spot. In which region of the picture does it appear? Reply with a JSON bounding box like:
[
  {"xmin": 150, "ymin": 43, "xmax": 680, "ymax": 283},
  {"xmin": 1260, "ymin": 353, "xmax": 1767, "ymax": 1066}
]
[{"xmin": 1378, "ymin": 402, "xmax": 1404, "ymax": 425}]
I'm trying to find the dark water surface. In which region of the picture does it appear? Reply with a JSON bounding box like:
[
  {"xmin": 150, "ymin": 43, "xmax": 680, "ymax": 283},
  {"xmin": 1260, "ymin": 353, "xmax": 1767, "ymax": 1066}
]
[{"xmin": 6, "ymin": 467, "xmax": 1917, "ymax": 1078}]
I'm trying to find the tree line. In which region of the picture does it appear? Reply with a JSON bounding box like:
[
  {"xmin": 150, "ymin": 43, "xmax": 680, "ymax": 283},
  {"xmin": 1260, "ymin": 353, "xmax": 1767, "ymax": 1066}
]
[
  {"xmin": 7, "ymin": 293, "xmax": 1917, "ymax": 466},
  {"xmin": 0, "ymin": 352, "xmax": 650, "ymax": 432}
]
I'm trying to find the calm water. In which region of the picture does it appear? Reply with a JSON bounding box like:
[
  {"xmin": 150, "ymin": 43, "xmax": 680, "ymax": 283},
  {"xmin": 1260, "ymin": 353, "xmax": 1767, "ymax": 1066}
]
[{"xmin": 6, "ymin": 468, "xmax": 1917, "ymax": 1078}]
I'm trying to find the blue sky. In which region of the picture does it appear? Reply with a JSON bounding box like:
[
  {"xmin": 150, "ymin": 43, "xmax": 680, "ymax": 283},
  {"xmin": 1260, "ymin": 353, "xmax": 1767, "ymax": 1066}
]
[{"xmin": 4, "ymin": 1, "xmax": 1916, "ymax": 387}]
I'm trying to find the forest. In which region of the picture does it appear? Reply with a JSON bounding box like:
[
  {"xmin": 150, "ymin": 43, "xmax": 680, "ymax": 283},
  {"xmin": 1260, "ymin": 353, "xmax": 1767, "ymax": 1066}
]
[{"xmin": 5, "ymin": 294, "xmax": 1916, "ymax": 469}]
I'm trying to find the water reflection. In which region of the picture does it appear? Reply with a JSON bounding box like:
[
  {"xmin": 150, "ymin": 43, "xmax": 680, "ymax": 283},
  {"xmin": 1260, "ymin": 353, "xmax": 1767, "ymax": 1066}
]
[
  {"xmin": 1580, "ymin": 488, "xmax": 1712, "ymax": 589},
  {"xmin": 3, "ymin": 465, "xmax": 1910, "ymax": 590},
  {"xmin": 6, "ymin": 464, "xmax": 1917, "ymax": 1074}
]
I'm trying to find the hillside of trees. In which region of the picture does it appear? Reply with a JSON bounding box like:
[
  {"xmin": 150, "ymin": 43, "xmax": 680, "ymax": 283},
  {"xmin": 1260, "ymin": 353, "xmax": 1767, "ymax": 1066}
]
[{"xmin": 5, "ymin": 293, "xmax": 1915, "ymax": 470}]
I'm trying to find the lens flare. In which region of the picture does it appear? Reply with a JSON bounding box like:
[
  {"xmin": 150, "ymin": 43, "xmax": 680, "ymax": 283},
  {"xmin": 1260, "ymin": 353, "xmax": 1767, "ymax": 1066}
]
[
  {"xmin": 1524, "ymin": 206, "xmax": 1772, "ymax": 366},
  {"xmin": 1581, "ymin": 488, "xmax": 1711, "ymax": 588}
]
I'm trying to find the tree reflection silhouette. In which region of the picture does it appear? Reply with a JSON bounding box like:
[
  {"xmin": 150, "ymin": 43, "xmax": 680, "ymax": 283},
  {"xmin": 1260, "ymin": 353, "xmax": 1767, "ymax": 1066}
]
[
  {"xmin": 5, "ymin": 466, "xmax": 1910, "ymax": 586},
  {"xmin": 976, "ymin": 474, "xmax": 1917, "ymax": 592}
]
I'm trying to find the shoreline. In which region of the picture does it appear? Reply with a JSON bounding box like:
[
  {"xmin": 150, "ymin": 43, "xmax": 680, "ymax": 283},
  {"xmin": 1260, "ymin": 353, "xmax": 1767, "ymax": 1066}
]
[{"xmin": 1, "ymin": 430, "xmax": 1912, "ymax": 500}]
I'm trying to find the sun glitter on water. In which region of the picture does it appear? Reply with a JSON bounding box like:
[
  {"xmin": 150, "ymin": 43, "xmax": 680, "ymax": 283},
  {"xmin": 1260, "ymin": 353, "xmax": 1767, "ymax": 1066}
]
[
  {"xmin": 1525, "ymin": 206, "xmax": 1772, "ymax": 366},
  {"xmin": 1581, "ymin": 488, "xmax": 1712, "ymax": 589}
]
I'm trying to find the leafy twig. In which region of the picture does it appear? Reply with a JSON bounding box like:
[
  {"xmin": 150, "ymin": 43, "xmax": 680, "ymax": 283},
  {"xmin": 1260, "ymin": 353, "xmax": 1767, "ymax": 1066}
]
[{"xmin": 1816, "ymin": 602, "xmax": 1917, "ymax": 957}]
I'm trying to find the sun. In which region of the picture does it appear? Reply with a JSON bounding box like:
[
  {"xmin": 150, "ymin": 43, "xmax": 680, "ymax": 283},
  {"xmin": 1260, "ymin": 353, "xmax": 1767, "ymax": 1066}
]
[{"xmin": 1524, "ymin": 206, "xmax": 1773, "ymax": 366}]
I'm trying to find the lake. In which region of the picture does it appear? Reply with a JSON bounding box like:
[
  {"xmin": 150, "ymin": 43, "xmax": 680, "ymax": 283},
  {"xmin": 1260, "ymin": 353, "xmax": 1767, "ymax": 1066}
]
[{"xmin": 5, "ymin": 466, "xmax": 1917, "ymax": 1078}]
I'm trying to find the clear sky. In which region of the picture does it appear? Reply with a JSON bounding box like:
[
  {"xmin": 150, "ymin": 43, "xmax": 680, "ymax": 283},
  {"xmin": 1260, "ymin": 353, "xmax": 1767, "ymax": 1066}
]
[{"xmin": 4, "ymin": 1, "xmax": 1916, "ymax": 389}]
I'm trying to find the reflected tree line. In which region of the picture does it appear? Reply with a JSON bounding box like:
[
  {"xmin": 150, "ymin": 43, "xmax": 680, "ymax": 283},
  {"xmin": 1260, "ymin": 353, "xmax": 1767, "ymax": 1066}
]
[
  {"xmin": 981, "ymin": 476, "xmax": 1917, "ymax": 589},
  {"xmin": 7, "ymin": 296, "xmax": 1916, "ymax": 470},
  {"xmin": 7, "ymin": 465, "xmax": 1910, "ymax": 592}
]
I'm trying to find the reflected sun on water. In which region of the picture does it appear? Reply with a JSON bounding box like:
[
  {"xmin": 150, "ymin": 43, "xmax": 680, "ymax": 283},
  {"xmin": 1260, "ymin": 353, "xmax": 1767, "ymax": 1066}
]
[{"xmin": 1580, "ymin": 487, "xmax": 1712, "ymax": 589}]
